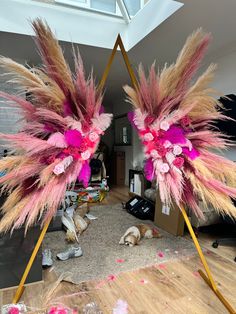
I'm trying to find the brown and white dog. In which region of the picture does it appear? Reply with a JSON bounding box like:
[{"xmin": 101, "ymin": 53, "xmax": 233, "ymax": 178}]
[{"xmin": 119, "ymin": 224, "xmax": 162, "ymax": 247}]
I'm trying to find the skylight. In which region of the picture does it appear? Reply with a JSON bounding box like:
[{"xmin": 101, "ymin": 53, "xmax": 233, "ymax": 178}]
[
  {"xmin": 0, "ymin": 0, "xmax": 183, "ymax": 50},
  {"xmin": 55, "ymin": 0, "xmax": 150, "ymax": 21},
  {"xmin": 56, "ymin": 0, "xmax": 121, "ymax": 16}
]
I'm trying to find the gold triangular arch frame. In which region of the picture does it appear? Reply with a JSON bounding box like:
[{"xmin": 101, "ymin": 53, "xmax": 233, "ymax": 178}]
[{"xmin": 12, "ymin": 35, "xmax": 235, "ymax": 314}]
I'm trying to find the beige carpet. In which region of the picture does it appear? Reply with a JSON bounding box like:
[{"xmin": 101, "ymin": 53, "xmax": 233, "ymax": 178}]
[{"xmin": 43, "ymin": 204, "xmax": 197, "ymax": 284}]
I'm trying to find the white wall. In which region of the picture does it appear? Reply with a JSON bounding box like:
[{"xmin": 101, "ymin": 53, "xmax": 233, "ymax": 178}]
[{"xmin": 207, "ymin": 45, "xmax": 236, "ymax": 161}]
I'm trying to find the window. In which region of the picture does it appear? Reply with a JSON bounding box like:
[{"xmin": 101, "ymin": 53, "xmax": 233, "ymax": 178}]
[
  {"xmin": 91, "ymin": 0, "xmax": 116, "ymax": 14},
  {"xmin": 122, "ymin": 126, "xmax": 128, "ymax": 144},
  {"xmin": 123, "ymin": 0, "xmax": 141, "ymax": 16},
  {"xmin": 55, "ymin": 0, "xmax": 147, "ymax": 19},
  {"xmin": 114, "ymin": 115, "xmax": 132, "ymax": 145}
]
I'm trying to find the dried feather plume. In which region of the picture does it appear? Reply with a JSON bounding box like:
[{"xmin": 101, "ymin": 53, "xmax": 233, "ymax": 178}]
[
  {"xmin": 0, "ymin": 19, "xmax": 112, "ymax": 232},
  {"xmin": 125, "ymin": 29, "xmax": 236, "ymax": 219}
]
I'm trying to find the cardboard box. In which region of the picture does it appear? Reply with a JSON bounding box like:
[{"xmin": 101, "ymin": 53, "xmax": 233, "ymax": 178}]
[{"xmin": 154, "ymin": 192, "xmax": 185, "ymax": 236}]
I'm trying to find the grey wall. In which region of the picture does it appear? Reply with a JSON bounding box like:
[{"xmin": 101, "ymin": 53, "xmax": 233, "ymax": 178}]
[{"xmin": 0, "ymin": 69, "xmax": 23, "ymax": 156}]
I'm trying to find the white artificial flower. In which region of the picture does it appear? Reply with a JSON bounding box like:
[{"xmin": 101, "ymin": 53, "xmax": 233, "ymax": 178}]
[
  {"xmin": 143, "ymin": 132, "xmax": 154, "ymax": 141},
  {"xmin": 81, "ymin": 150, "xmax": 91, "ymax": 160},
  {"xmin": 89, "ymin": 132, "xmax": 99, "ymax": 142},
  {"xmin": 160, "ymin": 120, "xmax": 170, "ymax": 131},
  {"xmin": 173, "ymin": 145, "xmax": 182, "ymax": 156}
]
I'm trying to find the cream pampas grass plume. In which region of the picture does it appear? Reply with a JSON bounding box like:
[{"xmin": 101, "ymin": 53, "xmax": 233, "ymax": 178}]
[{"xmin": 0, "ymin": 19, "xmax": 112, "ymax": 232}]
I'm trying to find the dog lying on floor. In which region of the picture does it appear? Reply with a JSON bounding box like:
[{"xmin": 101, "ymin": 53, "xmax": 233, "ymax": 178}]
[{"xmin": 119, "ymin": 224, "xmax": 162, "ymax": 247}]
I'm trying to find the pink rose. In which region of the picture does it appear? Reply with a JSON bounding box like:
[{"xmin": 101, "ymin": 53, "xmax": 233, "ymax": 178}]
[
  {"xmin": 181, "ymin": 115, "xmax": 191, "ymax": 127},
  {"xmin": 8, "ymin": 307, "xmax": 20, "ymax": 314},
  {"xmin": 156, "ymin": 144, "xmax": 167, "ymax": 157},
  {"xmin": 160, "ymin": 120, "xmax": 170, "ymax": 131},
  {"xmin": 160, "ymin": 163, "xmax": 170, "ymax": 173},
  {"xmin": 173, "ymin": 157, "xmax": 184, "ymax": 168},
  {"xmin": 173, "ymin": 145, "xmax": 182, "ymax": 156},
  {"xmin": 143, "ymin": 132, "xmax": 154, "ymax": 142},
  {"xmin": 89, "ymin": 132, "xmax": 99, "ymax": 142},
  {"xmin": 81, "ymin": 150, "xmax": 91, "ymax": 160},
  {"xmin": 48, "ymin": 306, "xmax": 68, "ymax": 314}
]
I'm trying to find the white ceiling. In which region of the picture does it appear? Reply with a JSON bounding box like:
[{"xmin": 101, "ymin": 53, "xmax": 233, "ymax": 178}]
[{"xmin": 1, "ymin": 0, "xmax": 236, "ymax": 104}]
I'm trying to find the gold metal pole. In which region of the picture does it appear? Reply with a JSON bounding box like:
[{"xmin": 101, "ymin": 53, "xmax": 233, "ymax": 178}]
[
  {"xmin": 180, "ymin": 205, "xmax": 236, "ymax": 314},
  {"xmin": 12, "ymin": 218, "xmax": 51, "ymax": 304},
  {"xmin": 98, "ymin": 34, "xmax": 138, "ymax": 92}
]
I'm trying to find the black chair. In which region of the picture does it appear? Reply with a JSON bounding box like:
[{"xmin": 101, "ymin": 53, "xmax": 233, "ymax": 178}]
[{"xmin": 212, "ymin": 214, "xmax": 236, "ymax": 262}]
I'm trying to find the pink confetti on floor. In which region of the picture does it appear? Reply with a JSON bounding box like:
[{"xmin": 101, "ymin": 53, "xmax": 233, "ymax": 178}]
[
  {"xmin": 157, "ymin": 251, "xmax": 164, "ymax": 258},
  {"xmin": 107, "ymin": 274, "xmax": 117, "ymax": 282},
  {"xmin": 158, "ymin": 263, "xmax": 167, "ymax": 270},
  {"xmin": 116, "ymin": 259, "xmax": 125, "ymax": 263},
  {"xmin": 193, "ymin": 271, "xmax": 201, "ymax": 278},
  {"xmin": 140, "ymin": 279, "xmax": 148, "ymax": 284},
  {"xmin": 206, "ymin": 250, "xmax": 212, "ymax": 255}
]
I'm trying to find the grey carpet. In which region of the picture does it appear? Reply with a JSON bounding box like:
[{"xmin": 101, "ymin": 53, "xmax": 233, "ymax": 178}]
[{"xmin": 43, "ymin": 204, "xmax": 196, "ymax": 284}]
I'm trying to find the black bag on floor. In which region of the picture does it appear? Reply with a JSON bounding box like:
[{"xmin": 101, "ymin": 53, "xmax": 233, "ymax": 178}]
[{"xmin": 126, "ymin": 196, "xmax": 155, "ymax": 221}]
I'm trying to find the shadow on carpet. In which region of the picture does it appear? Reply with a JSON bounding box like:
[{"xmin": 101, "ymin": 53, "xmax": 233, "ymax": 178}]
[{"xmin": 44, "ymin": 204, "xmax": 196, "ymax": 284}]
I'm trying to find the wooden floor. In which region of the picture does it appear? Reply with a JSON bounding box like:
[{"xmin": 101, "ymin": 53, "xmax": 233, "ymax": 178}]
[{"xmin": 1, "ymin": 186, "xmax": 236, "ymax": 313}]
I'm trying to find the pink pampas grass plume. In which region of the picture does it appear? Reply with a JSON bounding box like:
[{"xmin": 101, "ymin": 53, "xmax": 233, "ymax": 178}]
[{"xmin": 78, "ymin": 161, "xmax": 91, "ymax": 187}]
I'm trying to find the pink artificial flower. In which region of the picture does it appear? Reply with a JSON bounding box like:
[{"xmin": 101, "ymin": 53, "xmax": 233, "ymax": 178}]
[
  {"xmin": 8, "ymin": 307, "xmax": 20, "ymax": 314},
  {"xmin": 53, "ymin": 163, "xmax": 65, "ymax": 175},
  {"xmin": 53, "ymin": 156, "xmax": 73, "ymax": 175},
  {"xmin": 157, "ymin": 251, "xmax": 164, "ymax": 258},
  {"xmin": 173, "ymin": 145, "xmax": 182, "ymax": 156},
  {"xmin": 116, "ymin": 258, "xmax": 125, "ymax": 263},
  {"xmin": 143, "ymin": 132, "xmax": 154, "ymax": 142},
  {"xmin": 173, "ymin": 157, "xmax": 184, "ymax": 168},
  {"xmin": 78, "ymin": 142, "xmax": 88, "ymax": 152},
  {"xmin": 48, "ymin": 306, "xmax": 68, "ymax": 314},
  {"xmin": 145, "ymin": 115, "xmax": 155, "ymax": 125},
  {"xmin": 81, "ymin": 150, "xmax": 91, "ymax": 160},
  {"xmin": 107, "ymin": 274, "xmax": 117, "ymax": 281},
  {"xmin": 181, "ymin": 115, "xmax": 191, "ymax": 127},
  {"xmin": 182, "ymin": 147, "xmax": 200, "ymax": 160},
  {"xmin": 64, "ymin": 129, "xmax": 83, "ymax": 148},
  {"xmin": 160, "ymin": 163, "xmax": 170, "ymax": 173},
  {"xmin": 160, "ymin": 120, "xmax": 170, "ymax": 131},
  {"xmin": 89, "ymin": 132, "xmax": 99, "ymax": 142},
  {"xmin": 156, "ymin": 144, "xmax": 167, "ymax": 157},
  {"xmin": 47, "ymin": 155, "xmax": 56, "ymax": 164},
  {"xmin": 144, "ymin": 158, "xmax": 154, "ymax": 181},
  {"xmin": 82, "ymin": 122, "xmax": 91, "ymax": 133}
]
